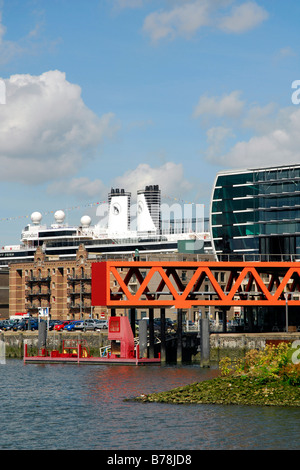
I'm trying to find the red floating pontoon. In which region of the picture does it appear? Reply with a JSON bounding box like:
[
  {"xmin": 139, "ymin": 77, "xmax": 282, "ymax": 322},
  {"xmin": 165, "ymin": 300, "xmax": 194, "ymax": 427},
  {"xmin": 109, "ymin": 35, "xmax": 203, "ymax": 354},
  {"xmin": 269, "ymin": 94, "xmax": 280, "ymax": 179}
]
[{"xmin": 23, "ymin": 316, "xmax": 160, "ymax": 366}]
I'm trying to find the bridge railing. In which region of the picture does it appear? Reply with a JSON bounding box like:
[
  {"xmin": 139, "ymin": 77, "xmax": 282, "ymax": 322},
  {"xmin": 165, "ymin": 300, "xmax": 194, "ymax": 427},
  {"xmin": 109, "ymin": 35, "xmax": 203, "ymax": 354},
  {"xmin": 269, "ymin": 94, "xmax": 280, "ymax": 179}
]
[{"xmin": 217, "ymin": 253, "xmax": 300, "ymax": 262}]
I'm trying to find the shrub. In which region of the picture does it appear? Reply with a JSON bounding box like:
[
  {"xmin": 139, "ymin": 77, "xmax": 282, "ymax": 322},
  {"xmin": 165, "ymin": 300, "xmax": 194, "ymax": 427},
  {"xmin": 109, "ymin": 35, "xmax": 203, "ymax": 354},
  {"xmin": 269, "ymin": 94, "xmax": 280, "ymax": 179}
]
[
  {"xmin": 279, "ymin": 363, "xmax": 300, "ymax": 386},
  {"xmin": 219, "ymin": 342, "xmax": 299, "ymax": 385}
]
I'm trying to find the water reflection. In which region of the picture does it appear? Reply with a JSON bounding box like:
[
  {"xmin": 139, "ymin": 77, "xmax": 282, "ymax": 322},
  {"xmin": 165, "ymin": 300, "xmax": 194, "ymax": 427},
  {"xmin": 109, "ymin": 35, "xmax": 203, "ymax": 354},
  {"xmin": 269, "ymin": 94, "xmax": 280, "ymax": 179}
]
[
  {"xmin": 0, "ymin": 360, "xmax": 299, "ymax": 450},
  {"xmin": 84, "ymin": 365, "xmax": 219, "ymax": 405}
]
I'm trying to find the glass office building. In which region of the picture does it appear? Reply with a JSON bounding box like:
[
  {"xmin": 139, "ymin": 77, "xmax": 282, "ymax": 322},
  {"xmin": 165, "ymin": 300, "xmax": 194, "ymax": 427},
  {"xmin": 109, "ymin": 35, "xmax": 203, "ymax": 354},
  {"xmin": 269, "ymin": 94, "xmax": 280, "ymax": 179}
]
[{"xmin": 210, "ymin": 164, "xmax": 300, "ymax": 260}]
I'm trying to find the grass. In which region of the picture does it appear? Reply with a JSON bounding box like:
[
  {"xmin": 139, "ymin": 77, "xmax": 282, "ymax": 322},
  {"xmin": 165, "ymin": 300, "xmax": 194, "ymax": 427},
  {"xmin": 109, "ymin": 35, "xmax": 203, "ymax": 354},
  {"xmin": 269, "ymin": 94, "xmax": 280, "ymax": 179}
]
[{"xmin": 134, "ymin": 342, "xmax": 300, "ymax": 407}]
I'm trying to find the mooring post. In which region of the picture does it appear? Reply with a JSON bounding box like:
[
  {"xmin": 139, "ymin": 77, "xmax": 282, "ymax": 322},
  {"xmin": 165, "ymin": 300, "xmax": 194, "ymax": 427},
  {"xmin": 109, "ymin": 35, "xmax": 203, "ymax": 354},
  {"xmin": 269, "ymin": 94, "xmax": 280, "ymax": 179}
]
[
  {"xmin": 149, "ymin": 308, "xmax": 154, "ymax": 358},
  {"xmin": 160, "ymin": 307, "xmax": 166, "ymax": 363},
  {"xmin": 177, "ymin": 309, "xmax": 183, "ymax": 364},
  {"xmin": 200, "ymin": 317, "xmax": 210, "ymax": 367},
  {"xmin": 138, "ymin": 319, "xmax": 148, "ymax": 358},
  {"xmin": 37, "ymin": 320, "xmax": 47, "ymax": 353}
]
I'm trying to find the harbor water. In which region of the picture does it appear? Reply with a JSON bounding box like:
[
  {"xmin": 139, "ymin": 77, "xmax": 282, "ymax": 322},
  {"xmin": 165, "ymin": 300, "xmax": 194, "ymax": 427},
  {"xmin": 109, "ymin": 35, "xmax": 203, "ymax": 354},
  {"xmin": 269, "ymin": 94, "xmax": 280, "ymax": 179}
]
[{"xmin": 0, "ymin": 359, "xmax": 299, "ymax": 450}]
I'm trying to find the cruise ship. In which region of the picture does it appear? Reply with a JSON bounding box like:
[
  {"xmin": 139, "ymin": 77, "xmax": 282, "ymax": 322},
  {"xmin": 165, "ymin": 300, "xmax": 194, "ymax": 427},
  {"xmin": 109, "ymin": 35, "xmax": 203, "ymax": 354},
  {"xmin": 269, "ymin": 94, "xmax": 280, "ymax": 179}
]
[{"xmin": 0, "ymin": 185, "xmax": 211, "ymax": 267}]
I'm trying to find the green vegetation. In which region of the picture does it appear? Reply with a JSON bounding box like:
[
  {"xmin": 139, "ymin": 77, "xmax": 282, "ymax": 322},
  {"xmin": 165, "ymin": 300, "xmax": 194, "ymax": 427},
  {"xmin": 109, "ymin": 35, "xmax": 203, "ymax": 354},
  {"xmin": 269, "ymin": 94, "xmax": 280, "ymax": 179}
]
[{"xmin": 135, "ymin": 343, "xmax": 300, "ymax": 407}]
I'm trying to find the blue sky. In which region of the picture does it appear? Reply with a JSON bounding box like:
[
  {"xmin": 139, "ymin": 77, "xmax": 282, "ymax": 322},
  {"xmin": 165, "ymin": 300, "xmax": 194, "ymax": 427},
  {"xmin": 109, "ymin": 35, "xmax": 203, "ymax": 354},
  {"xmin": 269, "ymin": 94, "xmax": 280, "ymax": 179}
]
[{"xmin": 0, "ymin": 0, "xmax": 300, "ymax": 244}]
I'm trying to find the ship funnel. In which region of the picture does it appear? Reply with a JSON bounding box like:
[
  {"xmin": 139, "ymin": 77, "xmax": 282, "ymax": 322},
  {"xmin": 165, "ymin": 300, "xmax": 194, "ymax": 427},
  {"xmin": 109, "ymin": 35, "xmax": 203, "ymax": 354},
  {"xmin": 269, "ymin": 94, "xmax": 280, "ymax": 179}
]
[
  {"xmin": 137, "ymin": 185, "xmax": 161, "ymax": 234},
  {"xmin": 108, "ymin": 188, "xmax": 131, "ymax": 234}
]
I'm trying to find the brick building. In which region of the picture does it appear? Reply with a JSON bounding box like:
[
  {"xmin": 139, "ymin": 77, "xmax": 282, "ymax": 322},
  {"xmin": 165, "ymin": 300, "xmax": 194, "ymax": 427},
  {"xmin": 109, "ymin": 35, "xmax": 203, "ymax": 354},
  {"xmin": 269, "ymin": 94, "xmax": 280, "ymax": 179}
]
[
  {"xmin": 0, "ymin": 269, "xmax": 9, "ymax": 318},
  {"xmin": 9, "ymin": 245, "xmax": 96, "ymax": 319}
]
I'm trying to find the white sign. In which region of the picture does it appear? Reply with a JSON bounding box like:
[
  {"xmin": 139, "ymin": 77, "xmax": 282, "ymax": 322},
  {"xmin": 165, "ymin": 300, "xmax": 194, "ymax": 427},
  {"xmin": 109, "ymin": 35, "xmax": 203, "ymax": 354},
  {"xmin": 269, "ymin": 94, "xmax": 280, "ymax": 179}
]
[{"xmin": 38, "ymin": 307, "xmax": 49, "ymax": 317}]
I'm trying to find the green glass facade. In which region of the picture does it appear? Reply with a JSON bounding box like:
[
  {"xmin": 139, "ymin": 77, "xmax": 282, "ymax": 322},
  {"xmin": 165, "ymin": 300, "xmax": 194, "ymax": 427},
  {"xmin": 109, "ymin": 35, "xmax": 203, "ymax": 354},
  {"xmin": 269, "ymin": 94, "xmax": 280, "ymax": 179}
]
[{"xmin": 210, "ymin": 165, "xmax": 300, "ymax": 260}]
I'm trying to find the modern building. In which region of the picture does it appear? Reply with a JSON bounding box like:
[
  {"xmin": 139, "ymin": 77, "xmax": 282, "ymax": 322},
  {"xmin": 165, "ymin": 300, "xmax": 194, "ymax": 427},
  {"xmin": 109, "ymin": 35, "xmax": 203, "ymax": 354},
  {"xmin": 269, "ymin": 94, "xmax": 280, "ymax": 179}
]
[
  {"xmin": 210, "ymin": 164, "xmax": 300, "ymax": 331},
  {"xmin": 210, "ymin": 164, "xmax": 300, "ymax": 260}
]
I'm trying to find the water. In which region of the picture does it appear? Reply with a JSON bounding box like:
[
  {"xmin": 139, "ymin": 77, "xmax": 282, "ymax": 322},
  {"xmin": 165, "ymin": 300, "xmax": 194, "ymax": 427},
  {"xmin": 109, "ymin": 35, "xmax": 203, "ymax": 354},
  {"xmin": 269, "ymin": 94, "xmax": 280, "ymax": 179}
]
[{"xmin": 0, "ymin": 359, "xmax": 299, "ymax": 450}]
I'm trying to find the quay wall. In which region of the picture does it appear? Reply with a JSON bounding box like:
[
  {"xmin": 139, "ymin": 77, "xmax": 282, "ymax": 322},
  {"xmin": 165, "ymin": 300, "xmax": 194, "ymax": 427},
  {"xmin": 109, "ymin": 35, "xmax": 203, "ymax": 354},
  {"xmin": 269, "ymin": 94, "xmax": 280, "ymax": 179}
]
[
  {"xmin": 209, "ymin": 332, "xmax": 300, "ymax": 362},
  {"xmin": 0, "ymin": 331, "xmax": 110, "ymax": 358},
  {"xmin": 1, "ymin": 330, "xmax": 300, "ymax": 362}
]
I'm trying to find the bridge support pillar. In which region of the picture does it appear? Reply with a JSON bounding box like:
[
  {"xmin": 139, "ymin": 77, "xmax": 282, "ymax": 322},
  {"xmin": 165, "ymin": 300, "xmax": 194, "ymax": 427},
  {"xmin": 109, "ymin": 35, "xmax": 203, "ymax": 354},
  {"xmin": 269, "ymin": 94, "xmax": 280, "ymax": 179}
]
[
  {"xmin": 149, "ymin": 308, "xmax": 155, "ymax": 358},
  {"xmin": 222, "ymin": 307, "xmax": 228, "ymax": 333},
  {"xmin": 177, "ymin": 309, "xmax": 183, "ymax": 363},
  {"xmin": 130, "ymin": 308, "xmax": 136, "ymax": 337},
  {"xmin": 160, "ymin": 308, "xmax": 166, "ymax": 363}
]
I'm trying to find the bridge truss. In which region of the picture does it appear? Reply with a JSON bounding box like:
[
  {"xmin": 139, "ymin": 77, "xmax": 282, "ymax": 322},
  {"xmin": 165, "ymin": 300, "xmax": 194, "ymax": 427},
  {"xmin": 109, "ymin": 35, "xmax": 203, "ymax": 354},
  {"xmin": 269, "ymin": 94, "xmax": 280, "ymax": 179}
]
[{"xmin": 91, "ymin": 261, "xmax": 300, "ymax": 309}]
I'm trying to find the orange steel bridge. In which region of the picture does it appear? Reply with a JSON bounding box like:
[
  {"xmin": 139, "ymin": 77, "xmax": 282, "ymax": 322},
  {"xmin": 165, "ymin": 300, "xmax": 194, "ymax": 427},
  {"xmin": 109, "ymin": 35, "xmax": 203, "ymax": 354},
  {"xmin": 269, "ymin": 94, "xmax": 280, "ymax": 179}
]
[{"xmin": 91, "ymin": 260, "xmax": 300, "ymax": 309}]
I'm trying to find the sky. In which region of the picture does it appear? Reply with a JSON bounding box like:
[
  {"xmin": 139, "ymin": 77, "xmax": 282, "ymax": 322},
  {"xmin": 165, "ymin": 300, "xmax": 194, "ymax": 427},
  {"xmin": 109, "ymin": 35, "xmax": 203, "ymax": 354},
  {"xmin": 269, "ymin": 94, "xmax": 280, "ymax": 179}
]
[{"xmin": 0, "ymin": 0, "xmax": 300, "ymax": 245}]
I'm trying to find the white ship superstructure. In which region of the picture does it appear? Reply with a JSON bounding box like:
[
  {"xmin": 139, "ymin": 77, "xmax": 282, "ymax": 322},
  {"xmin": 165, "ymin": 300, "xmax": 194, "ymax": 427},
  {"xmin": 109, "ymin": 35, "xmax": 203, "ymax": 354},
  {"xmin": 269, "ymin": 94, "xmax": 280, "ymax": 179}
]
[{"xmin": 0, "ymin": 185, "xmax": 211, "ymax": 266}]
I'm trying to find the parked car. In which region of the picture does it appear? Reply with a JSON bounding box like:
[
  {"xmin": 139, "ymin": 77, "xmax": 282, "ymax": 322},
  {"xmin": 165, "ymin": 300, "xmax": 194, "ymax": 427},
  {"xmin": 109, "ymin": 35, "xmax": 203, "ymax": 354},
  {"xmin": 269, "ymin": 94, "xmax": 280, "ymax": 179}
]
[
  {"xmin": 48, "ymin": 320, "xmax": 61, "ymax": 330},
  {"xmin": 185, "ymin": 320, "xmax": 197, "ymax": 330},
  {"xmin": 82, "ymin": 319, "xmax": 99, "ymax": 331},
  {"xmin": 64, "ymin": 320, "xmax": 83, "ymax": 331},
  {"xmin": 54, "ymin": 320, "xmax": 70, "ymax": 331},
  {"xmin": 15, "ymin": 319, "xmax": 38, "ymax": 331},
  {"xmin": 0, "ymin": 320, "xmax": 13, "ymax": 331},
  {"xmin": 73, "ymin": 321, "xmax": 85, "ymax": 331},
  {"xmin": 153, "ymin": 318, "xmax": 175, "ymax": 331},
  {"xmin": 13, "ymin": 321, "xmax": 25, "ymax": 331},
  {"xmin": 94, "ymin": 319, "xmax": 108, "ymax": 330},
  {"xmin": 3, "ymin": 320, "xmax": 20, "ymax": 331},
  {"xmin": 165, "ymin": 318, "xmax": 175, "ymax": 328}
]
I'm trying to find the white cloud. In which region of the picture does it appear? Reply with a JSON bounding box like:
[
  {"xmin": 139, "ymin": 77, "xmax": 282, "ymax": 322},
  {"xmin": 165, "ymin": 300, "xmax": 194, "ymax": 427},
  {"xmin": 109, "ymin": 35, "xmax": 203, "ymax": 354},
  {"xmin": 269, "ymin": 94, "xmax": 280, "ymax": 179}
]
[
  {"xmin": 241, "ymin": 102, "xmax": 278, "ymax": 133},
  {"xmin": 218, "ymin": 1, "xmax": 268, "ymax": 34},
  {"xmin": 112, "ymin": 162, "xmax": 193, "ymax": 198},
  {"xmin": 0, "ymin": 8, "xmax": 55, "ymax": 64},
  {"xmin": 194, "ymin": 90, "xmax": 245, "ymax": 120},
  {"xmin": 205, "ymin": 105, "xmax": 300, "ymax": 169},
  {"xmin": 143, "ymin": 0, "xmax": 268, "ymax": 42},
  {"xmin": 47, "ymin": 161, "xmax": 193, "ymax": 203},
  {"xmin": 143, "ymin": 0, "xmax": 212, "ymax": 42},
  {"xmin": 0, "ymin": 70, "xmax": 117, "ymax": 184},
  {"xmin": 47, "ymin": 177, "xmax": 108, "ymax": 199},
  {"xmin": 195, "ymin": 87, "xmax": 300, "ymax": 169},
  {"xmin": 205, "ymin": 126, "xmax": 235, "ymax": 159}
]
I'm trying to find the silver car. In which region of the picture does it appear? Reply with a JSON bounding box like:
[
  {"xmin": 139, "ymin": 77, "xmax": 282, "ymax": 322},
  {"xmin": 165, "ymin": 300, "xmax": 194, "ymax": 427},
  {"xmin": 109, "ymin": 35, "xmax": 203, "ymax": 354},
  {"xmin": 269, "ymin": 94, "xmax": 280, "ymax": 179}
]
[
  {"xmin": 94, "ymin": 319, "xmax": 108, "ymax": 330},
  {"xmin": 83, "ymin": 319, "xmax": 99, "ymax": 331}
]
